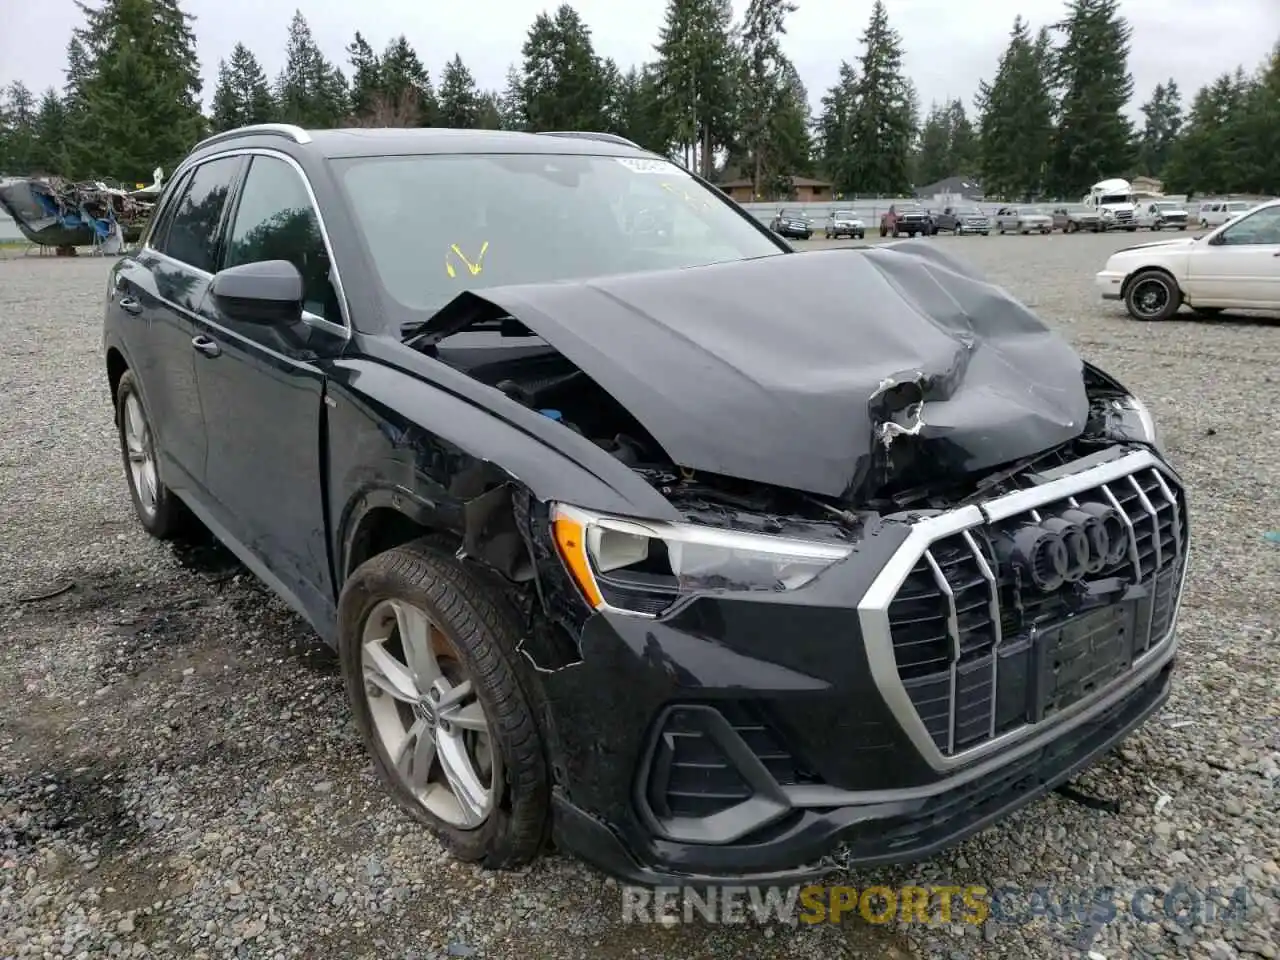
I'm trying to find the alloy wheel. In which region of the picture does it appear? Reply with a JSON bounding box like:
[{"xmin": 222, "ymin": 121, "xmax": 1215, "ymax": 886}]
[
  {"xmin": 122, "ymin": 393, "xmax": 158, "ymax": 517},
  {"xmin": 1131, "ymin": 278, "xmax": 1170, "ymax": 319},
  {"xmin": 361, "ymin": 598, "xmax": 500, "ymax": 828}
]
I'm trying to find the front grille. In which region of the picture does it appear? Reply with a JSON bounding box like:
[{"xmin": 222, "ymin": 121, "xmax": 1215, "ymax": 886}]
[{"xmin": 885, "ymin": 459, "xmax": 1187, "ymax": 758}]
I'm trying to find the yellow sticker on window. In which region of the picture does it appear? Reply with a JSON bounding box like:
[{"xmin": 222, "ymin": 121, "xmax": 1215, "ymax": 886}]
[{"xmin": 446, "ymin": 241, "xmax": 489, "ymax": 278}]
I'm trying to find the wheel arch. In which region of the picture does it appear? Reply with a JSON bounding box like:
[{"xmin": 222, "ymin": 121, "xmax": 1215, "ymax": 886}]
[
  {"xmin": 1120, "ymin": 264, "xmax": 1181, "ymax": 301},
  {"xmin": 106, "ymin": 345, "xmax": 130, "ymax": 404}
]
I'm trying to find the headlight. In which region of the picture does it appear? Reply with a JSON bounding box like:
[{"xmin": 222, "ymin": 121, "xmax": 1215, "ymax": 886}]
[
  {"xmin": 550, "ymin": 504, "xmax": 852, "ymax": 617},
  {"xmin": 1103, "ymin": 394, "xmax": 1160, "ymax": 450}
]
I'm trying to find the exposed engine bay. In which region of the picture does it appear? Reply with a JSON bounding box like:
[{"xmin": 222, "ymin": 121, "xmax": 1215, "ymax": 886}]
[{"xmin": 426, "ymin": 325, "xmax": 1155, "ymax": 543}]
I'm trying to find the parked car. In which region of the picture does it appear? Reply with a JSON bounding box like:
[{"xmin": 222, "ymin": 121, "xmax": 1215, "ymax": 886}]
[
  {"xmin": 879, "ymin": 202, "xmax": 931, "ymax": 237},
  {"xmin": 1051, "ymin": 207, "xmax": 1103, "ymax": 233},
  {"xmin": 824, "ymin": 209, "xmax": 865, "ymax": 239},
  {"xmin": 933, "ymin": 205, "xmax": 991, "ymax": 235},
  {"xmin": 1137, "ymin": 200, "xmax": 1190, "ymax": 231},
  {"xmin": 104, "ymin": 122, "xmax": 1187, "ymax": 887},
  {"xmin": 1096, "ymin": 197, "xmax": 1280, "ymax": 320},
  {"xmin": 770, "ymin": 207, "xmax": 812, "ymax": 239},
  {"xmin": 1196, "ymin": 200, "xmax": 1255, "ymax": 229},
  {"xmin": 995, "ymin": 206, "xmax": 1053, "ymax": 234}
]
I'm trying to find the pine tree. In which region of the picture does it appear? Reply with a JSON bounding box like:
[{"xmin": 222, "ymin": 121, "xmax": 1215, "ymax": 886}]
[
  {"xmin": 1164, "ymin": 67, "xmax": 1259, "ymax": 195},
  {"xmin": 915, "ymin": 103, "xmax": 952, "ymax": 186},
  {"xmin": 276, "ymin": 10, "xmax": 349, "ymax": 128},
  {"xmin": 974, "ymin": 16, "xmax": 1055, "ymax": 200},
  {"xmin": 0, "ymin": 83, "xmax": 37, "ymax": 174},
  {"xmin": 474, "ymin": 92, "xmax": 503, "ymax": 130},
  {"xmin": 1135, "ymin": 82, "xmax": 1182, "ymax": 177},
  {"xmin": 766, "ymin": 61, "xmax": 813, "ymax": 189},
  {"xmin": 1236, "ymin": 42, "xmax": 1279, "ymax": 194},
  {"xmin": 737, "ymin": 0, "xmax": 797, "ymax": 197},
  {"xmin": 653, "ymin": 0, "xmax": 737, "ymax": 176},
  {"xmin": 946, "ymin": 100, "xmax": 978, "ymax": 179},
  {"xmin": 378, "ymin": 36, "xmax": 436, "ymax": 126},
  {"xmin": 346, "ymin": 33, "xmax": 382, "ymax": 120},
  {"xmin": 1048, "ymin": 0, "xmax": 1135, "ymax": 196},
  {"xmin": 210, "ymin": 43, "xmax": 275, "ymax": 133},
  {"xmin": 817, "ymin": 62, "xmax": 858, "ymax": 192},
  {"xmin": 497, "ymin": 64, "xmax": 526, "ymax": 130},
  {"xmin": 521, "ymin": 5, "xmax": 609, "ymax": 131},
  {"xmin": 438, "ymin": 55, "xmax": 481, "ymax": 128},
  {"xmin": 31, "ymin": 89, "xmax": 70, "ymax": 173},
  {"xmin": 843, "ymin": 0, "xmax": 914, "ymax": 195},
  {"xmin": 63, "ymin": 0, "xmax": 206, "ymax": 181}
]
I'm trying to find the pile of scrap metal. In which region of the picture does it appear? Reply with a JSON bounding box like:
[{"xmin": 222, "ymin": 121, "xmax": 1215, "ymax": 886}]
[{"xmin": 0, "ymin": 169, "xmax": 162, "ymax": 255}]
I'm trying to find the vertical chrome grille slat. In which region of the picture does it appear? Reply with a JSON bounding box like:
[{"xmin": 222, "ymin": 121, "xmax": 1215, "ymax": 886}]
[
  {"xmin": 1101, "ymin": 482, "xmax": 1143, "ymax": 581},
  {"xmin": 962, "ymin": 530, "xmax": 1002, "ymax": 740},
  {"xmin": 1128, "ymin": 474, "xmax": 1162, "ymax": 652},
  {"xmin": 923, "ymin": 549, "xmax": 959, "ymax": 755}
]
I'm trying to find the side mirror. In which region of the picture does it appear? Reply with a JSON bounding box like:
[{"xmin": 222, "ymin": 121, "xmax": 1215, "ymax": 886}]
[{"xmin": 209, "ymin": 260, "xmax": 304, "ymax": 325}]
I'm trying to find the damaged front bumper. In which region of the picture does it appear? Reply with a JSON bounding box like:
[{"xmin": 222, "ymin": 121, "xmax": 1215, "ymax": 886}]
[{"xmin": 539, "ymin": 447, "xmax": 1189, "ymax": 885}]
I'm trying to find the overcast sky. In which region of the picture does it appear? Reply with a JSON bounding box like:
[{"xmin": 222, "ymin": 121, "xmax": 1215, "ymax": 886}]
[{"xmin": 3, "ymin": 0, "xmax": 1277, "ymax": 121}]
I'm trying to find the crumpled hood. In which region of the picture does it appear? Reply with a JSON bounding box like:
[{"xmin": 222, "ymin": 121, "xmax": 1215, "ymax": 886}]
[{"xmin": 419, "ymin": 242, "xmax": 1089, "ymax": 499}]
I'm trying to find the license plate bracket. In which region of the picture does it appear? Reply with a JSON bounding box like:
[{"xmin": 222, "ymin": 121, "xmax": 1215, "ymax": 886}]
[{"xmin": 1027, "ymin": 602, "xmax": 1138, "ymax": 722}]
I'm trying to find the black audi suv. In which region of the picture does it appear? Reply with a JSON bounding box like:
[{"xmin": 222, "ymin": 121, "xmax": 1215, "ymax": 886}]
[{"xmin": 103, "ymin": 123, "xmax": 1189, "ymax": 886}]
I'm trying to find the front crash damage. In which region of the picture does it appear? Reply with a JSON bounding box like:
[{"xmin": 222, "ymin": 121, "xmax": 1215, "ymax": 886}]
[{"xmin": 402, "ymin": 240, "xmax": 1185, "ymax": 885}]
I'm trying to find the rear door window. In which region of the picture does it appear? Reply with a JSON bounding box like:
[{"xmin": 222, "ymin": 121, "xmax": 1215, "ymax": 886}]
[{"xmin": 157, "ymin": 156, "xmax": 242, "ymax": 273}]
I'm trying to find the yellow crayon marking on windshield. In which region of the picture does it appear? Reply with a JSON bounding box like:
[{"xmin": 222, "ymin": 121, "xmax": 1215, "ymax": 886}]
[
  {"xmin": 447, "ymin": 241, "xmax": 489, "ymax": 277},
  {"xmin": 660, "ymin": 182, "xmax": 711, "ymax": 210}
]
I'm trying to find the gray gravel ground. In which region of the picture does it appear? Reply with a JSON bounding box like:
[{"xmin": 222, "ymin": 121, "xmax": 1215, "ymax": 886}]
[{"xmin": 1, "ymin": 233, "xmax": 1277, "ymax": 960}]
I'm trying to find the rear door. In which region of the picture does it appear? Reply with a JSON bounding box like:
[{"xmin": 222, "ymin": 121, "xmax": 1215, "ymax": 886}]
[
  {"xmin": 192, "ymin": 151, "xmax": 349, "ymax": 629},
  {"xmin": 116, "ymin": 155, "xmax": 245, "ymax": 493}
]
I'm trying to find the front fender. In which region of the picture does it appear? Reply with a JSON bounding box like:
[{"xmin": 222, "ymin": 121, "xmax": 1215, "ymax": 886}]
[{"xmin": 325, "ymin": 353, "xmax": 681, "ymax": 582}]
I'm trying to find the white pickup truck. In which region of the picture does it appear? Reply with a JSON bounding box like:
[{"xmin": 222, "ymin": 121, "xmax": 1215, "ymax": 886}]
[{"xmin": 1136, "ymin": 200, "xmax": 1190, "ymax": 231}]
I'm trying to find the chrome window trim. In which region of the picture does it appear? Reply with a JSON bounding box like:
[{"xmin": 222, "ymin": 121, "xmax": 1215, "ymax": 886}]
[
  {"xmin": 856, "ymin": 448, "xmax": 1188, "ymax": 774},
  {"xmin": 143, "ymin": 146, "xmax": 351, "ymax": 340}
]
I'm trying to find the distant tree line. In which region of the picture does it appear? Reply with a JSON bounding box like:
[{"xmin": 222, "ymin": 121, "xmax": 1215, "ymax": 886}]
[{"xmin": 0, "ymin": 0, "xmax": 1275, "ymax": 200}]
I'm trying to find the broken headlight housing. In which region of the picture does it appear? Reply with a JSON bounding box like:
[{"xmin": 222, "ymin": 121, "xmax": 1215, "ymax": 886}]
[
  {"xmin": 550, "ymin": 503, "xmax": 852, "ymax": 617},
  {"xmin": 1102, "ymin": 394, "xmax": 1161, "ymax": 450}
]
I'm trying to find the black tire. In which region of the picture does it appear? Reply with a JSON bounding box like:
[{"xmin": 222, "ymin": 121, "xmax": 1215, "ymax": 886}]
[
  {"xmin": 338, "ymin": 540, "xmax": 550, "ymax": 868},
  {"xmin": 113, "ymin": 369, "xmax": 193, "ymax": 540},
  {"xmin": 1178, "ymin": 225, "xmax": 1187, "ymax": 231},
  {"xmin": 1124, "ymin": 269, "xmax": 1182, "ymax": 322}
]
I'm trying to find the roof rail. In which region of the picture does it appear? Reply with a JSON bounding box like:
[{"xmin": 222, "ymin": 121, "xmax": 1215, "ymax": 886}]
[
  {"xmin": 193, "ymin": 123, "xmax": 312, "ymax": 152},
  {"xmin": 540, "ymin": 131, "xmax": 641, "ymax": 150}
]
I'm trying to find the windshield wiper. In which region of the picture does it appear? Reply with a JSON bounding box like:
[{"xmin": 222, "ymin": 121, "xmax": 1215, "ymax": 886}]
[{"xmin": 402, "ymin": 315, "xmax": 539, "ymax": 347}]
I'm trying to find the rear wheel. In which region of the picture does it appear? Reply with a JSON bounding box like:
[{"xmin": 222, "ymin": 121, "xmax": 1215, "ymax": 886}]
[
  {"xmin": 114, "ymin": 370, "xmax": 192, "ymax": 540},
  {"xmin": 1125, "ymin": 270, "xmax": 1181, "ymax": 322},
  {"xmin": 339, "ymin": 540, "xmax": 550, "ymax": 867}
]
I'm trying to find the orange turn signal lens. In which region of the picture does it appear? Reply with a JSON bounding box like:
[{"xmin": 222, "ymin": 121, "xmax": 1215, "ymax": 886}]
[{"xmin": 551, "ymin": 509, "xmax": 605, "ymax": 610}]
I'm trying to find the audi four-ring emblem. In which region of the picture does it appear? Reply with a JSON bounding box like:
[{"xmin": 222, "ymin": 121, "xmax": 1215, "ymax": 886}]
[{"xmin": 997, "ymin": 503, "xmax": 1129, "ymax": 592}]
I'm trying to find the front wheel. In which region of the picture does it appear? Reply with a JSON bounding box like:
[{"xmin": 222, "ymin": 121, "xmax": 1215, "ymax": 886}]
[
  {"xmin": 1125, "ymin": 269, "xmax": 1182, "ymax": 322},
  {"xmin": 339, "ymin": 540, "xmax": 550, "ymax": 868}
]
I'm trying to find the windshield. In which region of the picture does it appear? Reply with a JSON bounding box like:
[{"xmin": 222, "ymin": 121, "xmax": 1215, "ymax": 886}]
[
  {"xmin": 335, "ymin": 153, "xmax": 783, "ymax": 319},
  {"xmin": 1154, "ymin": 202, "xmax": 1180, "ymax": 210},
  {"xmin": 1099, "ymin": 194, "xmax": 1132, "ymax": 205},
  {"xmin": 955, "ymin": 207, "xmax": 981, "ymax": 215}
]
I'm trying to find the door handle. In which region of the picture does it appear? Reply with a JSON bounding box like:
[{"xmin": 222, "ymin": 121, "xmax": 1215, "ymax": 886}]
[
  {"xmin": 118, "ymin": 295, "xmax": 143, "ymax": 316},
  {"xmin": 191, "ymin": 335, "xmax": 221, "ymax": 358}
]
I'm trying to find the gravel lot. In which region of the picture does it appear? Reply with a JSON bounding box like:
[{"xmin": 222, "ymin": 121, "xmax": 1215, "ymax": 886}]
[{"xmin": 1, "ymin": 233, "xmax": 1277, "ymax": 960}]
